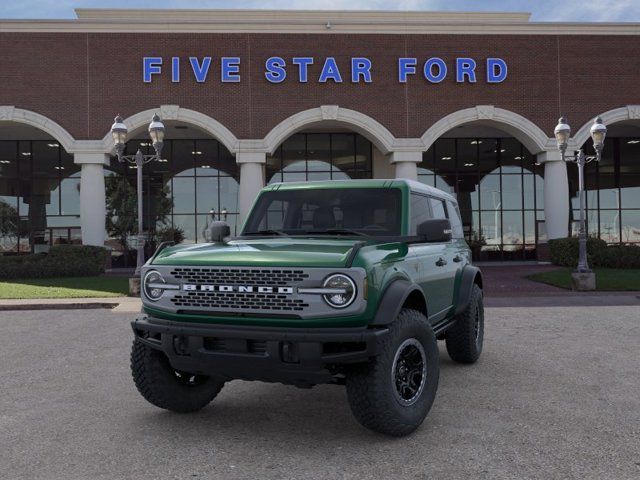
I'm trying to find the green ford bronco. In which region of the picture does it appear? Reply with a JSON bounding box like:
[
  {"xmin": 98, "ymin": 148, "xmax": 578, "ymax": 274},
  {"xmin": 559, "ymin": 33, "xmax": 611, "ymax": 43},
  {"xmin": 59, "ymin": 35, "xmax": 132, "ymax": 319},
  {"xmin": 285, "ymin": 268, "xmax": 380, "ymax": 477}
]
[{"xmin": 131, "ymin": 179, "xmax": 484, "ymax": 436}]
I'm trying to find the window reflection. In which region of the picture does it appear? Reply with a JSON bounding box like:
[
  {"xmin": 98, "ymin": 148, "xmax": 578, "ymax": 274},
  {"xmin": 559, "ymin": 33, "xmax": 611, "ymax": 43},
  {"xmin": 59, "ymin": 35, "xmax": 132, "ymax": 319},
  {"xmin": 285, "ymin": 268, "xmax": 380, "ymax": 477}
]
[
  {"xmin": 0, "ymin": 140, "xmax": 80, "ymax": 252},
  {"xmin": 571, "ymin": 136, "xmax": 640, "ymax": 245},
  {"xmin": 418, "ymin": 137, "xmax": 543, "ymax": 260},
  {"xmin": 266, "ymin": 133, "xmax": 373, "ymax": 183},
  {"xmin": 105, "ymin": 138, "xmax": 239, "ymax": 263}
]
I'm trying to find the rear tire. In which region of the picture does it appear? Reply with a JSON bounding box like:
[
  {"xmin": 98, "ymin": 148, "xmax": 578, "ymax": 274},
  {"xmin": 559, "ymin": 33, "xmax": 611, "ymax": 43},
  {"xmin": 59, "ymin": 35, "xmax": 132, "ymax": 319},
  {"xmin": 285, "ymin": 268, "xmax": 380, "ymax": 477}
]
[
  {"xmin": 131, "ymin": 340, "xmax": 225, "ymax": 413},
  {"xmin": 345, "ymin": 309, "xmax": 439, "ymax": 437},
  {"xmin": 445, "ymin": 283, "xmax": 484, "ymax": 364}
]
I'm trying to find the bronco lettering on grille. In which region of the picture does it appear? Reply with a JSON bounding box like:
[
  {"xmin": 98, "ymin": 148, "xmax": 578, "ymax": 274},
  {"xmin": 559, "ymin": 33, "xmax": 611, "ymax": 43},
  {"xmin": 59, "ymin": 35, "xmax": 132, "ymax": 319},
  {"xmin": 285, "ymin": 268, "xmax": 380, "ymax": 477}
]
[{"xmin": 182, "ymin": 284, "xmax": 294, "ymax": 294}]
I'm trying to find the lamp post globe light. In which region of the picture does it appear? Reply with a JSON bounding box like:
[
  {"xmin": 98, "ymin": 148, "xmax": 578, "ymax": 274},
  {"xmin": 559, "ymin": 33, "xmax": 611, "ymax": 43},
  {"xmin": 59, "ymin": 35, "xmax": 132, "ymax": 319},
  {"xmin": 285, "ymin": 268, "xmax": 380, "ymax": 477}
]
[
  {"xmin": 110, "ymin": 113, "xmax": 165, "ymax": 278},
  {"xmin": 553, "ymin": 116, "xmax": 607, "ymax": 291}
]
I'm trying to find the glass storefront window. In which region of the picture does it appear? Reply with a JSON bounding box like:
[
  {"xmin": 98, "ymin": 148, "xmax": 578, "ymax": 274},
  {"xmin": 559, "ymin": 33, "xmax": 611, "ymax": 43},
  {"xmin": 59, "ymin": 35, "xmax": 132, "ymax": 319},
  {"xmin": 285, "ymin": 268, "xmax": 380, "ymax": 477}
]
[
  {"xmin": 621, "ymin": 210, "xmax": 640, "ymax": 243},
  {"xmin": 571, "ymin": 136, "xmax": 640, "ymax": 245},
  {"xmin": 267, "ymin": 132, "xmax": 372, "ymax": 184},
  {"xmin": 501, "ymin": 174, "xmax": 524, "ymax": 211},
  {"xmin": 419, "ymin": 137, "xmax": 543, "ymax": 260},
  {"xmin": 502, "ymin": 211, "xmax": 524, "ymax": 246},
  {"xmin": 0, "ymin": 139, "xmax": 80, "ymax": 253},
  {"xmin": 104, "ymin": 138, "xmax": 240, "ymax": 264}
]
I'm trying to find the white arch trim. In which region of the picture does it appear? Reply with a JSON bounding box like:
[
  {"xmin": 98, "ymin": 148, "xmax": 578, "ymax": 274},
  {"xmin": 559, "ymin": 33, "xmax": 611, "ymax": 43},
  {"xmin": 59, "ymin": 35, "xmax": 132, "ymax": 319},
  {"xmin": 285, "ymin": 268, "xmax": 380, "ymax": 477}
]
[
  {"xmin": 0, "ymin": 106, "xmax": 76, "ymax": 153},
  {"xmin": 263, "ymin": 106, "xmax": 397, "ymax": 155},
  {"xmin": 100, "ymin": 105, "xmax": 240, "ymax": 154},
  {"xmin": 421, "ymin": 105, "xmax": 552, "ymax": 155},
  {"xmin": 572, "ymin": 105, "xmax": 640, "ymax": 149}
]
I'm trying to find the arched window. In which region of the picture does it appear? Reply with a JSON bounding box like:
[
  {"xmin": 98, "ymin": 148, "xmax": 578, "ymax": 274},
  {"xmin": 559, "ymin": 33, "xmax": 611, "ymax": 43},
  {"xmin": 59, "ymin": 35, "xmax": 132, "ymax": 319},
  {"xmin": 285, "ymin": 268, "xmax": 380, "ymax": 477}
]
[
  {"xmin": 418, "ymin": 137, "xmax": 544, "ymax": 261},
  {"xmin": 105, "ymin": 137, "xmax": 239, "ymax": 266},
  {"xmin": 267, "ymin": 133, "xmax": 372, "ymax": 183},
  {"xmin": 0, "ymin": 139, "xmax": 80, "ymax": 253},
  {"xmin": 572, "ymin": 135, "xmax": 640, "ymax": 245}
]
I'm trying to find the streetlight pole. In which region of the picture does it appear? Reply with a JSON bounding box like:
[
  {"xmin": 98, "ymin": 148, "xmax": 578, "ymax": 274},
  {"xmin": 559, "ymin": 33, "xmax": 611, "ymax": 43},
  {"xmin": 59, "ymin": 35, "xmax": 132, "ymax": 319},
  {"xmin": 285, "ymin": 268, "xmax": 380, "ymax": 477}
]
[
  {"xmin": 110, "ymin": 114, "xmax": 165, "ymax": 276},
  {"xmin": 574, "ymin": 149, "xmax": 590, "ymax": 272},
  {"xmin": 553, "ymin": 116, "xmax": 607, "ymax": 283}
]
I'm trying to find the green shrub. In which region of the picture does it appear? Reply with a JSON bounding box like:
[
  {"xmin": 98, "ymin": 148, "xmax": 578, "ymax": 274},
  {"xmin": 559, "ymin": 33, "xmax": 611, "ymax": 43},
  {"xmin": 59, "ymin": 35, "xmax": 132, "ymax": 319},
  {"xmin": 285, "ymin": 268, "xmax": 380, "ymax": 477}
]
[
  {"xmin": 549, "ymin": 237, "xmax": 640, "ymax": 269},
  {"xmin": 549, "ymin": 237, "xmax": 607, "ymax": 267},
  {"xmin": 0, "ymin": 245, "xmax": 108, "ymax": 280},
  {"xmin": 592, "ymin": 245, "xmax": 640, "ymax": 269}
]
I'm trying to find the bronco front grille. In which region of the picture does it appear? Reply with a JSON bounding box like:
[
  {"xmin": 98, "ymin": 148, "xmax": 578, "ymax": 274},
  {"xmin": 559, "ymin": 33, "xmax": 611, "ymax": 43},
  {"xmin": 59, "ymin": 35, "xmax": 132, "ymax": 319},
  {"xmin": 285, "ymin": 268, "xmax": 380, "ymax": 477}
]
[
  {"xmin": 170, "ymin": 267, "xmax": 309, "ymax": 286},
  {"xmin": 170, "ymin": 291, "xmax": 309, "ymax": 311}
]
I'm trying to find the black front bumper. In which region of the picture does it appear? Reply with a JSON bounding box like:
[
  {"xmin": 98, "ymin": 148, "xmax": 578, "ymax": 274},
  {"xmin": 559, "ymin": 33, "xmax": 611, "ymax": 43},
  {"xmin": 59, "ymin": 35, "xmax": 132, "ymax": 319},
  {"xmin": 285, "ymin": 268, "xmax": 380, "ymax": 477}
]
[{"xmin": 131, "ymin": 316, "xmax": 389, "ymax": 387}]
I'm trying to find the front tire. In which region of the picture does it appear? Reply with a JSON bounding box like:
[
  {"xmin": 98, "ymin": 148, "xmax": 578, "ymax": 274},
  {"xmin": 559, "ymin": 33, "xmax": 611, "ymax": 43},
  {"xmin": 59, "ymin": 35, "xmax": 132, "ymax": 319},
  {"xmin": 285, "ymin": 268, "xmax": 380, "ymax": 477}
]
[
  {"xmin": 131, "ymin": 340, "xmax": 225, "ymax": 413},
  {"xmin": 445, "ymin": 283, "xmax": 484, "ymax": 364},
  {"xmin": 345, "ymin": 309, "xmax": 439, "ymax": 437}
]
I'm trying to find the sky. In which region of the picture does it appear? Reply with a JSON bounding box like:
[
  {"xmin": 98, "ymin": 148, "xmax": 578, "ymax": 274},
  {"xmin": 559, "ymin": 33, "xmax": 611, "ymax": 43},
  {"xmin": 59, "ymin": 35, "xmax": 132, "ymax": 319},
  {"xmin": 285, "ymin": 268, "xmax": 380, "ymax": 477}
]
[{"xmin": 2, "ymin": 0, "xmax": 640, "ymax": 22}]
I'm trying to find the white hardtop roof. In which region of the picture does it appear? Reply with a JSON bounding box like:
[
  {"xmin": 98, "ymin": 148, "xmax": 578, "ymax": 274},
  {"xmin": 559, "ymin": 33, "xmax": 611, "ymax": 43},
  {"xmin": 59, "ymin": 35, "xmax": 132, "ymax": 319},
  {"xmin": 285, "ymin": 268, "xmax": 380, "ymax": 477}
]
[{"xmin": 267, "ymin": 178, "xmax": 457, "ymax": 203}]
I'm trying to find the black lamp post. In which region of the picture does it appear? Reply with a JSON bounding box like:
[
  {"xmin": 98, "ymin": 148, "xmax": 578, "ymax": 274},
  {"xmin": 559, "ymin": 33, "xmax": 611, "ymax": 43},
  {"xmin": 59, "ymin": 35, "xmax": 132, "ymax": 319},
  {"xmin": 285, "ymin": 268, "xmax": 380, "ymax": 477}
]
[
  {"xmin": 553, "ymin": 116, "xmax": 607, "ymax": 277},
  {"xmin": 110, "ymin": 114, "xmax": 165, "ymax": 275}
]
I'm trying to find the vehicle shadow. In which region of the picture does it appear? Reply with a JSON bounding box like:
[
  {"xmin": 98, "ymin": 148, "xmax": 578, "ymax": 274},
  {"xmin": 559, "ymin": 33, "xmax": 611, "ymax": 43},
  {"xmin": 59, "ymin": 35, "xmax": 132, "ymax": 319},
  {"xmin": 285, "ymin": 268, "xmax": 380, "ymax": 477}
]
[{"xmin": 127, "ymin": 350, "xmax": 473, "ymax": 448}]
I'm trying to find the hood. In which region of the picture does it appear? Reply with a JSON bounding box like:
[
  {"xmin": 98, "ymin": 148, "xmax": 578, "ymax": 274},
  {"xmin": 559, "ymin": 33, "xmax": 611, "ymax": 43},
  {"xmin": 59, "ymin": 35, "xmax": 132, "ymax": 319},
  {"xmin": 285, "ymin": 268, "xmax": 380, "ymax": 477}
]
[{"xmin": 151, "ymin": 238, "xmax": 364, "ymax": 268}]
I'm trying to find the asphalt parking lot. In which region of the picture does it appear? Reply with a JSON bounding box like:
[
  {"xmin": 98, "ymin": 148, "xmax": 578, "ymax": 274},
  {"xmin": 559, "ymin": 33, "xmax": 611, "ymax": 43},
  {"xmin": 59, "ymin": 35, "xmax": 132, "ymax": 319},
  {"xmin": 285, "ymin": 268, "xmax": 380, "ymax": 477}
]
[{"xmin": 1, "ymin": 306, "xmax": 639, "ymax": 480}]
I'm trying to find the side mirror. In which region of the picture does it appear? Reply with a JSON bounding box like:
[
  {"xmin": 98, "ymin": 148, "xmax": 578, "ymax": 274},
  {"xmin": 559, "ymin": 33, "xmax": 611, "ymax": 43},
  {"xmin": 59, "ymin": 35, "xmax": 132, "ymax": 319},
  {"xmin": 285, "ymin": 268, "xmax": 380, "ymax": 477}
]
[
  {"xmin": 206, "ymin": 221, "xmax": 231, "ymax": 243},
  {"xmin": 417, "ymin": 218, "xmax": 452, "ymax": 243}
]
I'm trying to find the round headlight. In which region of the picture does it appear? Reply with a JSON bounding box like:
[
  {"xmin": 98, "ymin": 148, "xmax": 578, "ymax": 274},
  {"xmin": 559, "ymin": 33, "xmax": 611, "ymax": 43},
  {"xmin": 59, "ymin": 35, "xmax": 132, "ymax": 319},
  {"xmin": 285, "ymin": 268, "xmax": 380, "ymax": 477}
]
[
  {"xmin": 143, "ymin": 270, "xmax": 165, "ymax": 301},
  {"xmin": 322, "ymin": 274, "xmax": 356, "ymax": 309}
]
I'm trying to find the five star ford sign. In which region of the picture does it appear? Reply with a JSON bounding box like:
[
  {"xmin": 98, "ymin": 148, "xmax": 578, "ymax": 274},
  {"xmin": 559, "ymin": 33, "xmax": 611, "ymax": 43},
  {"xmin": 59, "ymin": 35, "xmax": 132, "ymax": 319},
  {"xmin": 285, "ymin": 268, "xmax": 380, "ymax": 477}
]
[{"xmin": 142, "ymin": 56, "xmax": 508, "ymax": 84}]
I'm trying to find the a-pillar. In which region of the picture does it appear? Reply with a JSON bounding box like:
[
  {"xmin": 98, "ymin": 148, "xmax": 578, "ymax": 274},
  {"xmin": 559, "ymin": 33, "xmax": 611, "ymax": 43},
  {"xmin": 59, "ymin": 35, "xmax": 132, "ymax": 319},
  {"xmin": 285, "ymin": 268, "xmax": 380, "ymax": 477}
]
[
  {"xmin": 539, "ymin": 151, "xmax": 570, "ymax": 240},
  {"xmin": 75, "ymin": 152, "xmax": 109, "ymax": 246},
  {"xmin": 237, "ymin": 151, "xmax": 266, "ymax": 226},
  {"xmin": 391, "ymin": 150, "xmax": 422, "ymax": 181}
]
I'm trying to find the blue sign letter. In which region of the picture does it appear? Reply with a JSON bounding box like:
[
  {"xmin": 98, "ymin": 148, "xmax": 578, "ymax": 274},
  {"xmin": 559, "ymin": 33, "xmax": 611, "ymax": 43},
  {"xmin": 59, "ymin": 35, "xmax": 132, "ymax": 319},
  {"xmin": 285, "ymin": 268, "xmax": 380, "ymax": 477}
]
[
  {"xmin": 319, "ymin": 57, "xmax": 342, "ymax": 83},
  {"xmin": 487, "ymin": 58, "xmax": 508, "ymax": 83},
  {"xmin": 398, "ymin": 58, "xmax": 417, "ymax": 83},
  {"xmin": 351, "ymin": 57, "xmax": 372, "ymax": 83},
  {"xmin": 424, "ymin": 57, "xmax": 447, "ymax": 83},
  {"xmin": 265, "ymin": 57, "xmax": 286, "ymax": 83},
  {"xmin": 143, "ymin": 57, "xmax": 162, "ymax": 83},
  {"xmin": 292, "ymin": 57, "xmax": 313, "ymax": 82},
  {"xmin": 221, "ymin": 57, "xmax": 241, "ymax": 83},
  {"xmin": 171, "ymin": 57, "xmax": 180, "ymax": 83},
  {"xmin": 189, "ymin": 57, "xmax": 211, "ymax": 83},
  {"xmin": 456, "ymin": 58, "xmax": 477, "ymax": 83}
]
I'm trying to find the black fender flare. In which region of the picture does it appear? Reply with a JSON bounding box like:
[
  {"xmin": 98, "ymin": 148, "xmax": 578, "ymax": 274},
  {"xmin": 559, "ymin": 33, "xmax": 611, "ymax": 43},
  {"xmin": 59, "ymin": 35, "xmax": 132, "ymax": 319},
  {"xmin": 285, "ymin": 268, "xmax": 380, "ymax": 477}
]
[
  {"xmin": 454, "ymin": 265, "xmax": 483, "ymax": 316},
  {"xmin": 369, "ymin": 279, "xmax": 426, "ymax": 326}
]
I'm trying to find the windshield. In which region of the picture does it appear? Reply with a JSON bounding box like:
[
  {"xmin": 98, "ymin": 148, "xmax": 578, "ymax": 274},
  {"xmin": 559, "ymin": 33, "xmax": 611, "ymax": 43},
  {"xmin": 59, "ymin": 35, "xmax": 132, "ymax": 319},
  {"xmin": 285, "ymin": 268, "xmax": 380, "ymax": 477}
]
[{"xmin": 242, "ymin": 188, "xmax": 402, "ymax": 237}]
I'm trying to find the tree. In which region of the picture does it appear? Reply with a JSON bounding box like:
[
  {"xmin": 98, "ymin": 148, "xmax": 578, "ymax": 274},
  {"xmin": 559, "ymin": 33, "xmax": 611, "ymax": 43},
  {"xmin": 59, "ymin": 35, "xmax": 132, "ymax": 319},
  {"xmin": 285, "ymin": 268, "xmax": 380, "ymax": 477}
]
[
  {"xmin": 105, "ymin": 175, "xmax": 173, "ymax": 258},
  {"xmin": 0, "ymin": 200, "xmax": 21, "ymax": 251}
]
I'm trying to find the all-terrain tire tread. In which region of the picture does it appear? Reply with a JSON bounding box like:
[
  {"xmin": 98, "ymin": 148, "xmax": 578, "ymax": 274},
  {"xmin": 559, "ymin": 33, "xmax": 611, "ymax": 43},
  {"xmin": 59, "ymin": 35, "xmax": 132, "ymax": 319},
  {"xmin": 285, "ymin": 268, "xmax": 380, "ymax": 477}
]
[
  {"xmin": 346, "ymin": 309, "xmax": 439, "ymax": 437},
  {"xmin": 131, "ymin": 340, "xmax": 224, "ymax": 413},
  {"xmin": 445, "ymin": 284, "xmax": 483, "ymax": 364}
]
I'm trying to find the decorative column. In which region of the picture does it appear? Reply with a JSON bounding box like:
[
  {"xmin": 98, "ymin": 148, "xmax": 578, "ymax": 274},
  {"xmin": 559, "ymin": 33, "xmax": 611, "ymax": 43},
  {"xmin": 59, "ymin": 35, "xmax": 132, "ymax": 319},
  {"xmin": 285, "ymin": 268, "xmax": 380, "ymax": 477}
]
[
  {"xmin": 237, "ymin": 151, "xmax": 266, "ymax": 226},
  {"xmin": 391, "ymin": 150, "xmax": 422, "ymax": 181},
  {"xmin": 539, "ymin": 151, "xmax": 570, "ymax": 240},
  {"xmin": 75, "ymin": 152, "xmax": 109, "ymax": 246}
]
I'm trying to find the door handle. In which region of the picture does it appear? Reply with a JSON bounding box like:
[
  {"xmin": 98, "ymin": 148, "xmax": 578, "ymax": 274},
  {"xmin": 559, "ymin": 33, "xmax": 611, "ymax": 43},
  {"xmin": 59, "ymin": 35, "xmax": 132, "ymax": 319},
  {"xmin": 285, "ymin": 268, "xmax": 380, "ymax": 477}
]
[
  {"xmin": 453, "ymin": 255, "xmax": 462, "ymax": 263},
  {"xmin": 435, "ymin": 257, "xmax": 447, "ymax": 267}
]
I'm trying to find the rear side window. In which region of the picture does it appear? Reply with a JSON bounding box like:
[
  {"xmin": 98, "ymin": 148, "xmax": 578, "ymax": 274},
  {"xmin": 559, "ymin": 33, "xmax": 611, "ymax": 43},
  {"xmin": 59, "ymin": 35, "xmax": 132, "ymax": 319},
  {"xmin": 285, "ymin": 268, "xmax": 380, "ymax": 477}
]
[
  {"xmin": 446, "ymin": 200, "xmax": 464, "ymax": 239},
  {"xmin": 429, "ymin": 197, "xmax": 447, "ymax": 220},
  {"xmin": 409, "ymin": 193, "xmax": 432, "ymax": 235}
]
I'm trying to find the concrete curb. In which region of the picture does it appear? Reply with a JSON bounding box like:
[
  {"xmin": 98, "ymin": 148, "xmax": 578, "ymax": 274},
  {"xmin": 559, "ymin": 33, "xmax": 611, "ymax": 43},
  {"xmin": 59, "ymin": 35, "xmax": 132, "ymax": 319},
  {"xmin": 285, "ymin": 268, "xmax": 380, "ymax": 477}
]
[
  {"xmin": 0, "ymin": 296, "xmax": 141, "ymax": 312},
  {"xmin": 0, "ymin": 302, "xmax": 120, "ymax": 311}
]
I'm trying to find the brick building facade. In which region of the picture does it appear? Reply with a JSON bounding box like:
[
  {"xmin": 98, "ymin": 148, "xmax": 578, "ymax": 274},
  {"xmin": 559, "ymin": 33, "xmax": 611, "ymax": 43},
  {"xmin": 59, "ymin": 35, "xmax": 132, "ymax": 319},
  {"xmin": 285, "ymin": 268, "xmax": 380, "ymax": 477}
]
[{"xmin": 1, "ymin": 10, "xmax": 639, "ymax": 261}]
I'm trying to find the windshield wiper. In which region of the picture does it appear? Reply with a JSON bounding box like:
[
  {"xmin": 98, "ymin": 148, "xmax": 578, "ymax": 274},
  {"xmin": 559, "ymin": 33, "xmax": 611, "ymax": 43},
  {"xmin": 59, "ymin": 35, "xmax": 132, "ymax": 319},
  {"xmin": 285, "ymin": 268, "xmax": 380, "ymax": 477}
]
[
  {"xmin": 305, "ymin": 228, "xmax": 370, "ymax": 237},
  {"xmin": 243, "ymin": 229, "xmax": 289, "ymax": 236}
]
